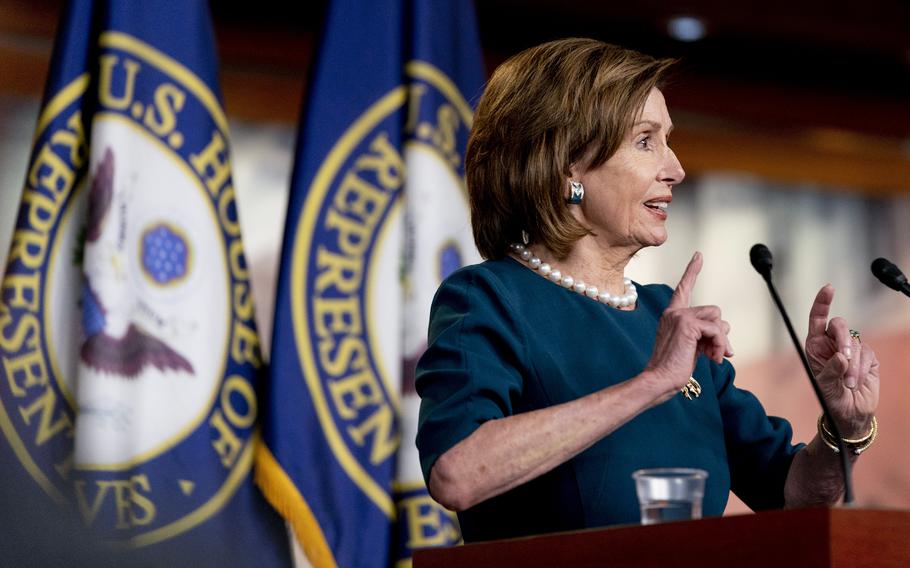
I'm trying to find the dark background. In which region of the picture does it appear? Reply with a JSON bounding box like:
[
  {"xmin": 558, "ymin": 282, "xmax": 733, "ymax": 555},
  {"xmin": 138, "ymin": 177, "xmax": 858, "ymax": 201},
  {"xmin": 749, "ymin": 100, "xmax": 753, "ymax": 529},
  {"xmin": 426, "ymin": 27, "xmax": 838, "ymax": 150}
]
[
  {"xmin": 212, "ymin": 0, "xmax": 910, "ymax": 137},
  {"xmin": 5, "ymin": 0, "xmax": 900, "ymax": 193}
]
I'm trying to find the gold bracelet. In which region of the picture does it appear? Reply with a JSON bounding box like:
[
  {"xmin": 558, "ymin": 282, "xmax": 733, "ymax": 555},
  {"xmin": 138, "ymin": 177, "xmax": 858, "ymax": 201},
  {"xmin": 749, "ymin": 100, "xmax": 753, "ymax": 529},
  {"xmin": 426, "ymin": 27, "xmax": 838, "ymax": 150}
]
[
  {"xmin": 819, "ymin": 415, "xmax": 877, "ymax": 453},
  {"xmin": 817, "ymin": 415, "xmax": 877, "ymax": 455}
]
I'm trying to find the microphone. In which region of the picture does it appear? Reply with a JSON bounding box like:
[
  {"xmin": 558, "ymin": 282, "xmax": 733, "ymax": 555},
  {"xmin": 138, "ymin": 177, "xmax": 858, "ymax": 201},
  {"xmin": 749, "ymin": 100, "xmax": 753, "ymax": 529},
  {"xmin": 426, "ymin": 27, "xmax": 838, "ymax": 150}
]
[
  {"xmin": 871, "ymin": 257, "xmax": 910, "ymax": 297},
  {"xmin": 749, "ymin": 243, "xmax": 773, "ymax": 280},
  {"xmin": 749, "ymin": 244, "xmax": 854, "ymax": 504}
]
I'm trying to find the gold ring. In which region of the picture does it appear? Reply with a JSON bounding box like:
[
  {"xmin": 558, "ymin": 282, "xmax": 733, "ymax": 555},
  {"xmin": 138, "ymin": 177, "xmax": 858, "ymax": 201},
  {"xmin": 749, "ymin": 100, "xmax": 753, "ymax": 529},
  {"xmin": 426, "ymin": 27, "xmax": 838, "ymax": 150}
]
[{"xmin": 849, "ymin": 329, "xmax": 861, "ymax": 343}]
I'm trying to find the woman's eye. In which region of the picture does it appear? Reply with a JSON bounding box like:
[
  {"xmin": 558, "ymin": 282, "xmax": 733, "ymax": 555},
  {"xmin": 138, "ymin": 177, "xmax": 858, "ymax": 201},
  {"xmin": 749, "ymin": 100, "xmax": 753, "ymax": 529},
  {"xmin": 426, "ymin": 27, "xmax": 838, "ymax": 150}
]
[{"xmin": 636, "ymin": 136, "xmax": 651, "ymax": 149}]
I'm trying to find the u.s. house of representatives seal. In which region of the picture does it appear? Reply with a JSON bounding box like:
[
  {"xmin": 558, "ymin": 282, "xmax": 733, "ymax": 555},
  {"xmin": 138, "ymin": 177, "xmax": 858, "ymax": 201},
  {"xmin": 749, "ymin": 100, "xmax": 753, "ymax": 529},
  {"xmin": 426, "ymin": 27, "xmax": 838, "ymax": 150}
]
[
  {"xmin": 291, "ymin": 61, "xmax": 474, "ymax": 554},
  {"xmin": 0, "ymin": 32, "xmax": 261, "ymax": 546}
]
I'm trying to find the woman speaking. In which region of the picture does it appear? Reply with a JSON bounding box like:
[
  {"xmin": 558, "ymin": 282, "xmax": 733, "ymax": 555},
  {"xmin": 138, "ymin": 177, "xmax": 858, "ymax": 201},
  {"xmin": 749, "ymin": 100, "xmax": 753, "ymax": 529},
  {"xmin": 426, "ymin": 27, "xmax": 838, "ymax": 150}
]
[{"xmin": 414, "ymin": 38, "xmax": 880, "ymax": 543}]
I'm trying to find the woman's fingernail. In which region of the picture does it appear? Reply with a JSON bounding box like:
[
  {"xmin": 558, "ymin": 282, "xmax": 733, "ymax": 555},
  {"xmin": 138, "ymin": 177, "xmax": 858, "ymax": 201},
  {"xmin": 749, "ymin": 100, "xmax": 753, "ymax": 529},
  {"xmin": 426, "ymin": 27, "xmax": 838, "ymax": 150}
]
[{"xmin": 843, "ymin": 346, "xmax": 852, "ymax": 360}]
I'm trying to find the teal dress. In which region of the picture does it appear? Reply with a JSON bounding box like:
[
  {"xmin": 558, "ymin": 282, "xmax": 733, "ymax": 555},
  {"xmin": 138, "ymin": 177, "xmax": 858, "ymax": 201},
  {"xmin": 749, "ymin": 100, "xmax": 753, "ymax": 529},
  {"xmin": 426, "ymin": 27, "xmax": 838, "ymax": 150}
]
[{"xmin": 415, "ymin": 258, "xmax": 801, "ymax": 543}]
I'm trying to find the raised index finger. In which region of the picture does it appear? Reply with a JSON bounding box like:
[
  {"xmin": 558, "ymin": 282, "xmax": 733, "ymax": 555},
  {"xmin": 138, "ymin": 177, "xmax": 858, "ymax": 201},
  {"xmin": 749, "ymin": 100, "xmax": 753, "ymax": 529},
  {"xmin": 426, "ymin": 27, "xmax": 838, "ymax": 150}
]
[
  {"xmin": 807, "ymin": 284, "xmax": 835, "ymax": 339},
  {"xmin": 669, "ymin": 252, "xmax": 703, "ymax": 309}
]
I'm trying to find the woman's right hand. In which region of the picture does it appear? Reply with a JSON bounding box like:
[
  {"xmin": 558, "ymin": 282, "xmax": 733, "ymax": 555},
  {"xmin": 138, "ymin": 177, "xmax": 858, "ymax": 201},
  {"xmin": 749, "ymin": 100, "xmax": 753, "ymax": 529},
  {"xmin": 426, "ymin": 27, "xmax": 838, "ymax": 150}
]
[{"xmin": 644, "ymin": 252, "xmax": 734, "ymax": 402}]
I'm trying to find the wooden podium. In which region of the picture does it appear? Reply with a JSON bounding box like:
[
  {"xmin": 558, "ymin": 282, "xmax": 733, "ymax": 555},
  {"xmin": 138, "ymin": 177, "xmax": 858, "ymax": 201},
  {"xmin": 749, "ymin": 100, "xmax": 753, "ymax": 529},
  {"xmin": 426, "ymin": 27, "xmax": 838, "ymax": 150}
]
[{"xmin": 413, "ymin": 508, "xmax": 910, "ymax": 567}]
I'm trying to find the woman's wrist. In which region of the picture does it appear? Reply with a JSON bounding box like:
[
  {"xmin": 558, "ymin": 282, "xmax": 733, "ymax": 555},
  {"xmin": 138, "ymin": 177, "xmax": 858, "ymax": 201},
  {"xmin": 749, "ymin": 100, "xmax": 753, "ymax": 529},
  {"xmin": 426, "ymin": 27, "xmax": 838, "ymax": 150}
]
[
  {"xmin": 633, "ymin": 369, "xmax": 683, "ymax": 407},
  {"xmin": 830, "ymin": 415, "xmax": 875, "ymax": 441},
  {"xmin": 817, "ymin": 415, "xmax": 877, "ymax": 455}
]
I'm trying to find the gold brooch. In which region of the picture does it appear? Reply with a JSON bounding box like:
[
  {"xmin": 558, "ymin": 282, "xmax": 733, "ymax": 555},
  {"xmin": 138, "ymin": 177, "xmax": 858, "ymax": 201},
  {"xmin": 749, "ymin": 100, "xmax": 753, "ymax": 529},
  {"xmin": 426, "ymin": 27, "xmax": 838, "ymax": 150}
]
[{"xmin": 681, "ymin": 377, "xmax": 702, "ymax": 400}]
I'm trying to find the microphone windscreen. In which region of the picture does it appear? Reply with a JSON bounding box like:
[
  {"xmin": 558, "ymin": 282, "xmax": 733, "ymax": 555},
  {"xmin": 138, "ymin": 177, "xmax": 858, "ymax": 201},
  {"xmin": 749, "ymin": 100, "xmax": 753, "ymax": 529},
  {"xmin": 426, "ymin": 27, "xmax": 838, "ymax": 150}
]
[
  {"xmin": 871, "ymin": 257, "xmax": 908, "ymax": 291},
  {"xmin": 750, "ymin": 243, "xmax": 773, "ymax": 276}
]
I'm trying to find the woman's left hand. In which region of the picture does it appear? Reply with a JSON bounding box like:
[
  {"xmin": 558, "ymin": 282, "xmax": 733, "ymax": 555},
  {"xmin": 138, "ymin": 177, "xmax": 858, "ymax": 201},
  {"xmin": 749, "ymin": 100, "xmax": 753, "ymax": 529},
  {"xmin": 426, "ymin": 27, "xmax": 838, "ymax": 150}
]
[{"xmin": 804, "ymin": 285, "xmax": 880, "ymax": 438}]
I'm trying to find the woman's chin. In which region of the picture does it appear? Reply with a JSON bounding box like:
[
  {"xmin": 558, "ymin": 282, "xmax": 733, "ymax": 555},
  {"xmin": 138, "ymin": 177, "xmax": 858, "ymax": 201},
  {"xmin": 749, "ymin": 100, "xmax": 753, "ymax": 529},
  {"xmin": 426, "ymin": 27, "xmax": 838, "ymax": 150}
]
[{"xmin": 637, "ymin": 230, "xmax": 668, "ymax": 248}]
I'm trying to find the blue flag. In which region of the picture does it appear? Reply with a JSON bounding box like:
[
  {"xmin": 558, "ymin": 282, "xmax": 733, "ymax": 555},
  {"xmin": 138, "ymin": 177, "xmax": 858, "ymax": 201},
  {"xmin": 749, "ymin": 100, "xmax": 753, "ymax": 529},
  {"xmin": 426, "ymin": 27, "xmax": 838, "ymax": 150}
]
[
  {"xmin": 0, "ymin": 1, "xmax": 291, "ymax": 565},
  {"xmin": 256, "ymin": 0, "xmax": 485, "ymax": 566}
]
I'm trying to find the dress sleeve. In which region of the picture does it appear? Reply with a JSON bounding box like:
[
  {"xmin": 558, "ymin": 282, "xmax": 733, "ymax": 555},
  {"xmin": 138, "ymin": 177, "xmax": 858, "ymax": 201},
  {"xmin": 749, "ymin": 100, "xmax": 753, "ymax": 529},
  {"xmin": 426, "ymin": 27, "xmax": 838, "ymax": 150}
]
[
  {"xmin": 415, "ymin": 268, "xmax": 529, "ymax": 485},
  {"xmin": 714, "ymin": 360, "xmax": 805, "ymax": 510}
]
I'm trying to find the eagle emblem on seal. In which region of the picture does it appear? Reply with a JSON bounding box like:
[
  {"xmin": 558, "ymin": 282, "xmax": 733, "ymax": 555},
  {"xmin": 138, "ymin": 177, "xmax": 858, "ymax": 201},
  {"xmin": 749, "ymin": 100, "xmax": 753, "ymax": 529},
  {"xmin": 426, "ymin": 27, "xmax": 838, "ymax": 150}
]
[{"xmin": 79, "ymin": 147, "xmax": 194, "ymax": 378}]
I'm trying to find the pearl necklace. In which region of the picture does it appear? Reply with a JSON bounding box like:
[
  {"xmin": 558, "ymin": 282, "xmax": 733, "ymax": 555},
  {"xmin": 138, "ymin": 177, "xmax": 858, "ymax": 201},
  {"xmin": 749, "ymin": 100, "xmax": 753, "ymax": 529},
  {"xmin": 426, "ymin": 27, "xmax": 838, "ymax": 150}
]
[{"xmin": 510, "ymin": 243, "xmax": 638, "ymax": 308}]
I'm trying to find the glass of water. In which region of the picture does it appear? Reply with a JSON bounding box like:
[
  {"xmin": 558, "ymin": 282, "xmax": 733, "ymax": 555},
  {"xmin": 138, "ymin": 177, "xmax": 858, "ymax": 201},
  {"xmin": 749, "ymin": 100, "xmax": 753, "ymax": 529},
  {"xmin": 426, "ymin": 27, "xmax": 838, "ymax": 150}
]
[{"xmin": 631, "ymin": 468, "xmax": 708, "ymax": 525}]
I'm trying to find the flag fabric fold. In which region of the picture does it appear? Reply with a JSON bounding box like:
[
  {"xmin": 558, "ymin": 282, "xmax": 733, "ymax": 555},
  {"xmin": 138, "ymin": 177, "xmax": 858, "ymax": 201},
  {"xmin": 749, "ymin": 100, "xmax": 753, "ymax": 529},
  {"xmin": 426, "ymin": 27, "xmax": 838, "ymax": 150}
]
[
  {"xmin": 0, "ymin": 1, "xmax": 290, "ymax": 565},
  {"xmin": 257, "ymin": 0, "xmax": 486, "ymax": 566}
]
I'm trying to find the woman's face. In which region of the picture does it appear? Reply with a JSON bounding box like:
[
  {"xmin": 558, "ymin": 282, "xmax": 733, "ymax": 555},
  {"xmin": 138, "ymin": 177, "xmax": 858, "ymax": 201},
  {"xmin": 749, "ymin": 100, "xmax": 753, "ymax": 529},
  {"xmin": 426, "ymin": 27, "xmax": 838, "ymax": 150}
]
[{"xmin": 571, "ymin": 88, "xmax": 685, "ymax": 251}]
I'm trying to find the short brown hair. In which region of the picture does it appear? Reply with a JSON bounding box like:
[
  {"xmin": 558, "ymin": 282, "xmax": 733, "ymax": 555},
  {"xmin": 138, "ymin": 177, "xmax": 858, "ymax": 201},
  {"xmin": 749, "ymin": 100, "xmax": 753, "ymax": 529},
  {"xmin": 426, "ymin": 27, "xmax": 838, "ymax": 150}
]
[{"xmin": 466, "ymin": 38, "xmax": 676, "ymax": 260}]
